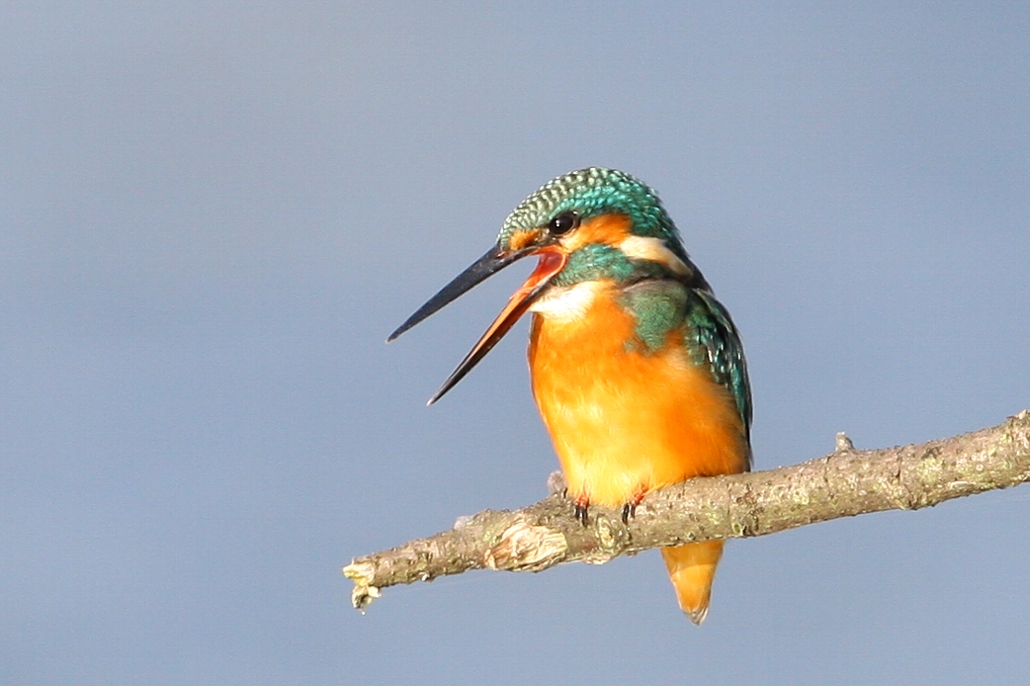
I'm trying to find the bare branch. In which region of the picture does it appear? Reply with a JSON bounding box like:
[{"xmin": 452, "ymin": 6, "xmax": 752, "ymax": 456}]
[{"xmin": 344, "ymin": 410, "xmax": 1030, "ymax": 611}]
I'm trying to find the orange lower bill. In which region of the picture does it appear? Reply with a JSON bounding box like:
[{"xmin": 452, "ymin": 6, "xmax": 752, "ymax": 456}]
[{"xmin": 428, "ymin": 249, "xmax": 568, "ymax": 404}]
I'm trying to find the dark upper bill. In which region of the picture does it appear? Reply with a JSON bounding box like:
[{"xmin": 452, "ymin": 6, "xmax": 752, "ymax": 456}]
[
  {"xmin": 386, "ymin": 246, "xmax": 531, "ymax": 343},
  {"xmin": 387, "ymin": 245, "xmax": 567, "ymax": 404}
]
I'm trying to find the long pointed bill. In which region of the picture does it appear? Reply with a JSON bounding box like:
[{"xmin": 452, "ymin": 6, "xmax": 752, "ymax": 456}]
[
  {"xmin": 428, "ymin": 249, "xmax": 567, "ymax": 405},
  {"xmin": 387, "ymin": 246, "xmax": 532, "ymax": 343}
]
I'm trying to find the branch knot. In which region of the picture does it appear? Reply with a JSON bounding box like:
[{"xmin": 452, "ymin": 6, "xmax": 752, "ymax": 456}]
[{"xmin": 344, "ymin": 412, "xmax": 1030, "ymax": 610}]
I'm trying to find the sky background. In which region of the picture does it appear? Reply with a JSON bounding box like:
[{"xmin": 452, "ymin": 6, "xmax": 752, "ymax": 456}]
[{"xmin": 2, "ymin": 2, "xmax": 1028, "ymax": 685}]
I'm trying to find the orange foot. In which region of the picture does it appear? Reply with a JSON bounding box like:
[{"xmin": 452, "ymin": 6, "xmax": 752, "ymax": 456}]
[
  {"xmin": 573, "ymin": 495, "xmax": 590, "ymax": 526},
  {"xmin": 620, "ymin": 490, "xmax": 647, "ymax": 524}
]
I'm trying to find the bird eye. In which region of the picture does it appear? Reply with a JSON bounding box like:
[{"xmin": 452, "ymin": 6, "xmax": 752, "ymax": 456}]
[{"xmin": 548, "ymin": 211, "xmax": 580, "ymax": 235}]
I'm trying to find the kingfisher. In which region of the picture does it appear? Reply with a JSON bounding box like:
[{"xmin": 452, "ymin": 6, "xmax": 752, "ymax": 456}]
[{"xmin": 388, "ymin": 168, "xmax": 752, "ymax": 623}]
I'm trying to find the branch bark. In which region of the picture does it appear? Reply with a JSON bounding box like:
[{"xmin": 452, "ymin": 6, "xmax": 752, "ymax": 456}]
[{"xmin": 344, "ymin": 410, "xmax": 1030, "ymax": 611}]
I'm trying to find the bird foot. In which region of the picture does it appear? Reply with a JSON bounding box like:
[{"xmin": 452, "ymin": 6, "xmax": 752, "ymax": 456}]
[
  {"xmin": 620, "ymin": 492, "xmax": 646, "ymax": 524},
  {"xmin": 573, "ymin": 496, "xmax": 590, "ymax": 526}
]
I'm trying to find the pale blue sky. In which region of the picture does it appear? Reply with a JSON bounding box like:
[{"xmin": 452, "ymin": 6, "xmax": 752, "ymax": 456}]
[{"xmin": 2, "ymin": 3, "xmax": 1028, "ymax": 685}]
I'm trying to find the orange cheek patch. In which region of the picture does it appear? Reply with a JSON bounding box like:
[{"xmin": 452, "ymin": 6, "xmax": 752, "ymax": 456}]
[
  {"xmin": 508, "ymin": 228, "xmax": 542, "ymax": 251},
  {"xmin": 562, "ymin": 213, "xmax": 633, "ymax": 251}
]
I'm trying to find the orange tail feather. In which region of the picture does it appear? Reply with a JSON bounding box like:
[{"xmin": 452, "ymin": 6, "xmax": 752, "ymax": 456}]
[{"xmin": 661, "ymin": 541, "xmax": 724, "ymax": 625}]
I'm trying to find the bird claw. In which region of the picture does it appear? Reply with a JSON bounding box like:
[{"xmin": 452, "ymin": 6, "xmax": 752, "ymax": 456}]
[
  {"xmin": 621, "ymin": 492, "xmax": 645, "ymax": 524},
  {"xmin": 573, "ymin": 498, "xmax": 589, "ymax": 526}
]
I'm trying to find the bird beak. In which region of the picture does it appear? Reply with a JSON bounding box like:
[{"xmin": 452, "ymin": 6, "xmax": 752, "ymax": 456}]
[{"xmin": 387, "ymin": 244, "xmax": 568, "ymax": 404}]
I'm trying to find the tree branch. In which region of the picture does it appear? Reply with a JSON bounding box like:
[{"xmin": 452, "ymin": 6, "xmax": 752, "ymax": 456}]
[{"xmin": 344, "ymin": 410, "xmax": 1030, "ymax": 611}]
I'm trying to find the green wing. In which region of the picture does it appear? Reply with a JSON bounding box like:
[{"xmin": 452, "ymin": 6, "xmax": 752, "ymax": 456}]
[
  {"xmin": 689, "ymin": 290, "xmax": 753, "ymax": 466},
  {"xmin": 619, "ymin": 280, "xmax": 753, "ymax": 469}
]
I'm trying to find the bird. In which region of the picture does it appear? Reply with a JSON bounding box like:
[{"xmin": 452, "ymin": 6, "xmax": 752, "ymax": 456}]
[{"xmin": 388, "ymin": 167, "xmax": 752, "ymax": 624}]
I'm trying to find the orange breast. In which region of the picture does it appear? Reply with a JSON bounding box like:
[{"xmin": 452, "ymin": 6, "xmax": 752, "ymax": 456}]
[{"xmin": 528, "ymin": 281, "xmax": 748, "ymax": 508}]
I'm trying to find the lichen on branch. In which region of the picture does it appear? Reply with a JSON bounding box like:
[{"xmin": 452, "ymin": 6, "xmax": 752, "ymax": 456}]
[{"xmin": 345, "ymin": 411, "xmax": 1030, "ymax": 611}]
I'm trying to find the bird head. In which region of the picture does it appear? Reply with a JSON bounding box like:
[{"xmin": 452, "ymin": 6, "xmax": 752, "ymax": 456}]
[{"xmin": 388, "ymin": 167, "xmax": 704, "ymax": 403}]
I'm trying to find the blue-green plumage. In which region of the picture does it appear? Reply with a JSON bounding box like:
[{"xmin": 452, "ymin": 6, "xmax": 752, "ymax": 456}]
[
  {"xmin": 618, "ymin": 280, "xmax": 752, "ymax": 461},
  {"xmin": 500, "ymin": 167, "xmax": 751, "ymax": 456},
  {"xmin": 687, "ymin": 289, "xmax": 753, "ymax": 458},
  {"xmin": 392, "ymin": 165, "xmax": 750, "ymax": 451},
  {"xmin": 499, "ymin": 167, "xmax": 697, "ymax": 269},
  {"xmin": 390, "ymin": 166, "xmax": 752, "ymax": 622}
]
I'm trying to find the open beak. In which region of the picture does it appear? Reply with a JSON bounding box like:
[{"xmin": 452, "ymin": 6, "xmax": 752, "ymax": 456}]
[{"xmin": 387, "ymin": 244, "xmax": 568, "ymax": 405}]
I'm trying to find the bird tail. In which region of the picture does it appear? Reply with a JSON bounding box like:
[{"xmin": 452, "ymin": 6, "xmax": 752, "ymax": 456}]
[{"xmin": 661, "ymin": 541, "xmax": 724, "ymax": 624}]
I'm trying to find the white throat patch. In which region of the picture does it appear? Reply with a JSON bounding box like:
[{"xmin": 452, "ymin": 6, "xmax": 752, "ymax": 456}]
[{"xmin": 528, "ymin": 281, "xmax": 601, "ymax": 321}]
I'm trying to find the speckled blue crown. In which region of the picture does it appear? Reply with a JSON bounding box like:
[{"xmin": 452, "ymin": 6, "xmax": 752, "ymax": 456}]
[{"xmin": 498, "ymin": 167, "xmax": 686, "ymax": 258}]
